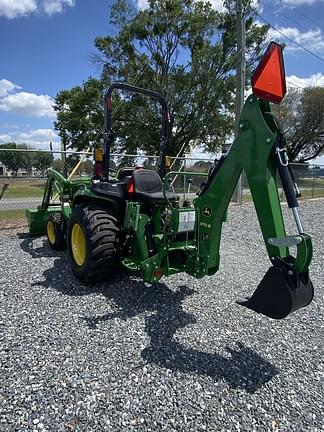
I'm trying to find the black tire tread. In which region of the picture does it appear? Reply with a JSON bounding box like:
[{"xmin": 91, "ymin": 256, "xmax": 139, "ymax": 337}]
[
  {"xmin": 46, "ymin": 213, "xmax": 66, "ymax": 251},
  {"xmin": 67, "ymin": 205, "xmax": 120, "ymax": 284}
]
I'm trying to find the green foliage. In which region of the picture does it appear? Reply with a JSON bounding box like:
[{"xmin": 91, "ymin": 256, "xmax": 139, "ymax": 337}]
[
  {"xmin": 0, "ymin": 143, "xmax": 52, "ymax": 175},
  {"xmin": 0, "ymin": 143, "xmax": 29, "ymax": 173},
  {"xmin": 272, "ymin": 87, "xmax": 324, "ymax": 162},
  {"xmin": 54, "ymin": 0, "xmax": 268, "ymax": 156},
  {"xmin": 34, "ymin": 152, "xmax": 52, "ymax": 174},
  {"xmin": 54, "ymin": 78, "xmax": 105, "ymax": 151}
]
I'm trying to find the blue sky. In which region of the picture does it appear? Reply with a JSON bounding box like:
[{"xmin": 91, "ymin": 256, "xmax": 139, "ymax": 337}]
[{"xmin": 0, "ymin": 0, "xmax": 324, "ymax": 162}]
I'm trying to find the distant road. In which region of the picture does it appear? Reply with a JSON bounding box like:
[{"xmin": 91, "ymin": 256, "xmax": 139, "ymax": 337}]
[{"xmin": 0, "ymin": 197, "xmax": 42, "ymax": 210}]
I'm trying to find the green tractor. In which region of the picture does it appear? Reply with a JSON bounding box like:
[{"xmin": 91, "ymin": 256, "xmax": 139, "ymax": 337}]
[{"xmin": 26, "ymin": 42, "xmax": 314, "ymax": 319}]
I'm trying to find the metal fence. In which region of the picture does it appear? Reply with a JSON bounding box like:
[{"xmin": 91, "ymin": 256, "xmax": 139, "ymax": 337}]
[{"xmin": 0, "ymin": 148, "xmax": 323, "ymax": 222}]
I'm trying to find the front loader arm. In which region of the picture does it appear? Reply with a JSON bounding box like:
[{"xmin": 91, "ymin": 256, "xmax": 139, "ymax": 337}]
[
  {"xmin": 26, "ymin": 168, "xmax": 71, "ymax": 236},
  {"xmin": 40, "ymin": 168, "xmax": 70, "ymax": 211}
]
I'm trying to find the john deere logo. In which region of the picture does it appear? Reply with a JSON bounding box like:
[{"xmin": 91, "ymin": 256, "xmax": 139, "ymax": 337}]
[{"xmin": 203, "ymin": 205, "xmax": 212, "ymax": 217}]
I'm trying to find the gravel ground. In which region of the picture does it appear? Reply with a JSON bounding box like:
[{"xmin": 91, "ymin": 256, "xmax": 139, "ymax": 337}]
[{"xmin": 0, "ymin": 200, "xmax": 323, "ymax": 432}]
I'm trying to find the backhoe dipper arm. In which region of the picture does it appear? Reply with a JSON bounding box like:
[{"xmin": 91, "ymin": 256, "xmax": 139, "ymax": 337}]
[{"xmin": 194, "ymin": 95, "xmax": 314, "ymax": 319}]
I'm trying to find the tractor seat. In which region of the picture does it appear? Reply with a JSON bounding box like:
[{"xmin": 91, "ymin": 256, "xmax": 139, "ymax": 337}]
[
  {"xmin": 130, "ymin": 169, "xmax": 177, "ymax": 204},
  {"xmin": 117, "ymin": 167, "xmax": 136, "ymax": 180}
]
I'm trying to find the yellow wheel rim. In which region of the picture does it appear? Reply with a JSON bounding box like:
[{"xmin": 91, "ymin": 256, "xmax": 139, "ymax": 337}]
[
  {"xmin": 71, "ymin": 223, "xmax": 86, "ymax": 266},
  {"xmin": 47, "ymin": 221, "xmax": 56, "ymax": 245}
]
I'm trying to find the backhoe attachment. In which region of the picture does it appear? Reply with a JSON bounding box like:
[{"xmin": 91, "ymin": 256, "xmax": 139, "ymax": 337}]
[{"xmin": 194, "ymin": 42, "xmax": 314, "ymax": 319}]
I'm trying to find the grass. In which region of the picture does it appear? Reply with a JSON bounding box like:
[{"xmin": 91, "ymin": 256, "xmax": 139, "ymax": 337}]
[
  {"xmin": 0, "ymin": 179, "xmax": 45, "ymax": 198},
  {"xmin": 0, "ymin": 209, "xmax": 26, "ymax": 221},
  {"xmin": 242, "ymin": 188, "xmax": 324, "ymax": 203},
  {"xmin": 297, "ymin": 177, "xmax": 324, "ymax": 187},
  {"xmin": 298, "ymin": 188, "xmax": 324, "ymax": 199}
]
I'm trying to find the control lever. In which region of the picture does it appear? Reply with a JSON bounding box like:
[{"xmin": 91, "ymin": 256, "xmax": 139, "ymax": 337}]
[
  {"xmin": 183, "ymin": 178, "xmax": 192, "ymax": 208},
  {"xmin": 167, "ymin": 177, "xmax": 179, "ymax": 207}
]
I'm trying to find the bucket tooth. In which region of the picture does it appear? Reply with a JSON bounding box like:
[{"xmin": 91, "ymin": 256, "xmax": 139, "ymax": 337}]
[{"xmin": 238, "ymin": 260, "xmax": 314, "ymax": 319}]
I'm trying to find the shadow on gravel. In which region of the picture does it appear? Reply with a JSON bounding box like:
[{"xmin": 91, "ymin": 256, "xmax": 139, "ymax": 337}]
[
  {"xmin": 19, "ymin": 234, "xmax": 62, "ymax": 259},
  {"xmin": 84, "ymin": 283, "xmax": 278, "ymax": 394},
  {"xmin": 23, "ymin": 237, "xmax": 278, "ymax": 394}
]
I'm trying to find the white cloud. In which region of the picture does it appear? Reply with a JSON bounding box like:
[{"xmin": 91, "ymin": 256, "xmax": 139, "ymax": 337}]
[
  {"xmin": 18, "ymin": 128, "xmax": 58, "ymax": 141},
  {"xmin": 16, "ymin": 128, "xmax": 60, "ymax": 150},
  {"xmin": 0, "ymin": 91, "xmax": 55, "ymax": 118},
  {"xmin": 282, "ymin": 0, "xmax": 320, "ymax": 5},
  {"xmin": 0, "ymin": 78, "xmax": 55, "ymax": 118},
  {"xmin": 0, "ymin": 0, "xmax": 37, "ymax": 18},
  {"xmin": 267, "ymin": 26, "xmax": 324, "ymax": 54},
  {"xmin": 42, "ymin": 0, "xmax": 75, "ymax": 16},
  {"xmin": 286, "ymin": 73, "xmax": 324, "ymax": 88},
  {"xmin": 0, "ymin": 133, "xmax": 14, "ymax": 142},
  {"xmin": 209, "ymin": 0, "xmax": 224, "ymax": 10},
  {"xmin": 136, "ymin": 0, "xmax": 148, "ymax": 9},
  {"xmin": 0, "ymin": 128, "xmax": 60, "ymax": 150},
  {"xmin": 0, "ymin": 79, "xmax": 21, "ymax": 97},
  {"xmin": 0, "ymin": 0, "xmax": 75, "ymax": 18}
]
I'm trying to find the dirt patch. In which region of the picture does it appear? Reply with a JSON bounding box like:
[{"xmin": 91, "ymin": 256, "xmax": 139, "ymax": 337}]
[{"xmin": 0, "ymin": 218, "xmax": 28, "ymax": 232}]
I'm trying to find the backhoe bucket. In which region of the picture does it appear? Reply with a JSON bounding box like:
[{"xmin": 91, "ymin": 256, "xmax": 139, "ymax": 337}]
[{"xmin": 239, "ymin": 263, "xmax": 314, "ymax": 319}]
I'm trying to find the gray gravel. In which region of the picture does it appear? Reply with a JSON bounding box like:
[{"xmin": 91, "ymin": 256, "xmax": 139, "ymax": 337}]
[{"xmin": 0, "ymin": 200, "xmax": 323, "ymax": 431}]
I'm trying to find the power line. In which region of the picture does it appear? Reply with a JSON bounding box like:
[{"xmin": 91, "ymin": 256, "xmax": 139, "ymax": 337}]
[
  {"xmin": 286, "ymin": 80, "xmax": 305, "ymax": 90},
  {"xmin": 290, "ymin": 7, "xmax": 323, "ymax": 30},
  {"xmin": 257, "ymin": 14, "xmax": 324, "ymax": 64},
  {"xmin": 279, "ymin": 12, "xmax": 310, "ymax": 33},
  {"xmin": 277, "ymin": 0, "xmax": 323, "ymax": 30}
]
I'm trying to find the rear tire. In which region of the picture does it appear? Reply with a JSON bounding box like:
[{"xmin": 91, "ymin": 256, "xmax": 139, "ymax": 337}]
[
  {"xmin": 67, "ymin": 205, "xmax": 120, "ymax": 284},
  {"xmin": 46, "ymin": 213, "xmax": 66, "ymax": 251}
]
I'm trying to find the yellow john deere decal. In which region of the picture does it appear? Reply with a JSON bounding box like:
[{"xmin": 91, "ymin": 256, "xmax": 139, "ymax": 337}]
[{"xmin": 202, "ymin": 205, "xmax": 212, "ymax": 217}]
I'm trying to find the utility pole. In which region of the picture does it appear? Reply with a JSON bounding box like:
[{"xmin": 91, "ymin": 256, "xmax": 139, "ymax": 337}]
[
  {"xmin": 49, "ymin": 141, "xmax": 54, "ymax": 168},
  {"xmin": 234, "ymin": 0, "xmax": 246, "ymax": 204}
]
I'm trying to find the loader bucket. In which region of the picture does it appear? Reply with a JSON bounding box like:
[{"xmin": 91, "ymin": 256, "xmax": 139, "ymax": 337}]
[
  {"xmin": 238, "ymin": 261, "xmax": 314, "ymax": 319},
  {"xmin": 26, "ymin": 207, "xmax": 61, "ymax": 236}
]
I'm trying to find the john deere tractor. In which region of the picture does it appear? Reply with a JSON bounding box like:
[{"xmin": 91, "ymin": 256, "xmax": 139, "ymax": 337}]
[{"xmin": 26, "ymin": 42, "xmax": 314, "ymax": 319}]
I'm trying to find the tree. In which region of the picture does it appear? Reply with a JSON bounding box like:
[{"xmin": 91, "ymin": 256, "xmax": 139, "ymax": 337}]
[
  {"xmin": 54, "ymin": 77, "xmax": 105, "ymax": 152},
  {"xmin": 0, "ymin": 143, "xmax": 52, "ymax": 176},
  {"xmin": 33, "ymin": 151, "xmax": 52, "ymax": 174},
  {"xmin": 54, "ymin": 0, "xmax": 268, "ymax": 156},
  {"xmin": 0, "ymin": 143, "xmax": 30, "ymax": 175},
  {"xmin": 272, "ymin": 87, "xmax": 324, "ymax": 162}
]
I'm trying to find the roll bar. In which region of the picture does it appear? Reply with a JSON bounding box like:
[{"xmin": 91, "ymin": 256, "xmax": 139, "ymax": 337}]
[{"xmin": 104, "ymin": 83, "xmax": 170, "ymax": 178}]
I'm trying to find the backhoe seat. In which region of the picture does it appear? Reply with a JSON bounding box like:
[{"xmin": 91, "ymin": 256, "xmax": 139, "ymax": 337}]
[{"xmin": 131, "ymin": 169, "xmax": 177, "ymax": 204}]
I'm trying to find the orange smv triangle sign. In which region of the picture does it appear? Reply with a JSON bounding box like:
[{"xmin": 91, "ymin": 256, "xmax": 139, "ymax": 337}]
[{"xmin": 251, "ymin": 42, "xmax": 286, "ymax": 104}]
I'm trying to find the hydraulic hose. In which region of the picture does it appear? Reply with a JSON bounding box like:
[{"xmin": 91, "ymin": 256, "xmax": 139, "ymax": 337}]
[{"xmin": 275, "ymin": 145, "xmax": 298, "ymax": 209}]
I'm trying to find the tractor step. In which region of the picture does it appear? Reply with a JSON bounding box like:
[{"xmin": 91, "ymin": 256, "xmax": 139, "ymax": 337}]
[
  {"xmin": 268, "ymin": 235, "xmax": 302, "ymax": 247},
  {"xmin": 122, "ymin": 258, "xmax": 140, "ymax": 271}
]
